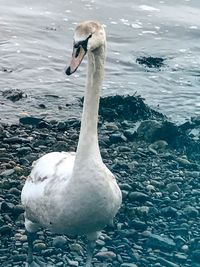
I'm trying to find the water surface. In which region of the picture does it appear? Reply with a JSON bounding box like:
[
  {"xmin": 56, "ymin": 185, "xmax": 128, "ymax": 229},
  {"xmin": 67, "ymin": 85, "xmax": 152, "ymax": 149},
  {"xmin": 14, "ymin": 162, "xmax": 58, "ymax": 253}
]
[{"xmin": 1, "ymin": 0, "xmax": 200, "ymax": 123}]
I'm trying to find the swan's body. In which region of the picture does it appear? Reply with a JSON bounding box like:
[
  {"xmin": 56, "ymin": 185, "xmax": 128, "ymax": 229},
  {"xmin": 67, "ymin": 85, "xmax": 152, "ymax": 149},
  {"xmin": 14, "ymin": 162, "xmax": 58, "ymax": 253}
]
[
  {"xmin": 21, "ymin": 21, "xmax": 122, "ymax": 267},
  {"xmin": 22, "ymin": 151, "xmax": 120, "ymax": 235}
]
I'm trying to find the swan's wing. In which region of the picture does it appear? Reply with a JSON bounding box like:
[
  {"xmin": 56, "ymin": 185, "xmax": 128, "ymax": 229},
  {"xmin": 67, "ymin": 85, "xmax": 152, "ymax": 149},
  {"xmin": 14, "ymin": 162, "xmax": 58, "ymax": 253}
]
[
  {"xmin": 21, "ymin": 151, "xmax": 76, "ymax": 223},
  {"xmin": 29, "ymin": 151, "xmax": 75, "ymax": 182}
]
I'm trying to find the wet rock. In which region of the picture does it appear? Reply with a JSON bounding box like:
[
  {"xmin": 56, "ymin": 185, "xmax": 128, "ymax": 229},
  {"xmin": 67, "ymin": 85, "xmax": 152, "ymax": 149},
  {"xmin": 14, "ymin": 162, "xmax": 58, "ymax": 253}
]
[
  {"xmin": 176, "ymin": 157, "xmax": 191, "ymax": 167},
  {"xmin": 146, "ymin": 234, "xmax": 176, "ymax": 251},
  {"xmin": 33, "ymin": 242, "xmax": 47, "ymax": 251},
  {"xmin": 0, "ymin": 169, "xmax": 15, "ymax": 177},
  {"xmin": 95, "ymin": 251, "xmax": 117, "ymax": 261},
  {"xmin": 109, "ymin": 132, "xmax": 127, "ymax": 143},
  {"xmin": 2, "ymin": 89, "xmax": 27, "ymax": 102},
  {"xmin": 160, "ymin": 206, "xmax": 178, "ymax": 217},
  {"xmin": 57, "ymin": 121, "xmax": 67, "ymax": 130},
  {"xmin": 130, "ymin": 220, "xmax": 147, "ymax": 231},
  {"xmin": 129, "ymin": 191, "xmax": 149, "ymax": 203},
  {"xmin": 19, "ymin": 116, "xmax": 45, "ymax": 126},
  {"xmin": 121, "ymin": 264, "xmax": 138, "ymax": 267},
  {"xmin": 67, "ymin": 259, "xmax": 79, "ymax": 266},
  {"xmin": 39, "ymin": 103, "xmax": 46, "ymax": 109},
  {"xmin": 0, "ymin": 225, "xmax": 12, "ymax": 235},
  {"xmin": 136, "ymin": 56, "xmax": 165, "ymax": 69},
  {"xmin": 166, "ymin": 183, "xmax": 181, "ymax": 193},
  {"xmin": 182, "ymin": 205, "xmax": 199, "ymax": 218},
  {"xmin": 17, "ymin": 146, "xmax": 32, "ymax": 155},
  {"xmin": 149, "ymin": 140, "xmax": 168, "ymax": 150},
  {"xmin": 52, "ymin": 236, "xmax": 67, "ymax": 248},
  {"xmin": 137, "ymin": 120, "xmax": 179, "ymax": 143},
  {"xmin": 12, "ymin": 254, "xmax": 27, "ymax": 262},
  {"xmin": 157, "ymin": 257, "xmax": 179, "ymax": 267},
  {"xmin": 99, "ymin": 95, "xmax": 163, "ymax": 122},
  {"xmin": 192, "ymin": 251, "xmax": 200, "ymax": 263},
  {"xmin": 69, "ymin": 243, "xmax": 84, "ymax": 254},
  {"xmin": 4, "ymin": 136, "xmax": 29, "ymax": 144},
  {"xmin": 137, "ymin": 120, "xmax": 162, "ymax": 142}
]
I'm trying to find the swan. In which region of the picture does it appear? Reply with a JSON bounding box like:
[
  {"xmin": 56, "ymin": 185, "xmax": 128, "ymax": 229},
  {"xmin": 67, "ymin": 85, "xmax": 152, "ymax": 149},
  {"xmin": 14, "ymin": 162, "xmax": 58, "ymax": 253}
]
[{"xmin": 21, "ymin": 21, "xmax": 122, "ymax": 267}]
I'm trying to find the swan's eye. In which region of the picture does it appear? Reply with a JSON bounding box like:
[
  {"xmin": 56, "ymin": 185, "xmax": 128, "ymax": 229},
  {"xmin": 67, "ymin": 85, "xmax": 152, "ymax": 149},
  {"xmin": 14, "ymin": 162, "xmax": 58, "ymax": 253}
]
[{"xmin": 75, "ymin": 46, "xmax": 81, "ymax": 58}]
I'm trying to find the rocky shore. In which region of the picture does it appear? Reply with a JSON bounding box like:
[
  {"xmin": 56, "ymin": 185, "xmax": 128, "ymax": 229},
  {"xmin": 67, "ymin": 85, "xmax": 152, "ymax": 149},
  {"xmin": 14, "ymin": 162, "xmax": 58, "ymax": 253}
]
[{"xmin": 1, "ymin": 95, "xmax": 200, "ymax": 267}]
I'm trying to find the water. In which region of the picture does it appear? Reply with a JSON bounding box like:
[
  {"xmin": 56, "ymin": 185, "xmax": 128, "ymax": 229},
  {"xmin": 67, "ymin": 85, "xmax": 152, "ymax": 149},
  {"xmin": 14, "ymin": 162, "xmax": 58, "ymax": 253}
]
[{"xmin": 1, "ymin": 0, "xmax": 200, "ymax": 124}]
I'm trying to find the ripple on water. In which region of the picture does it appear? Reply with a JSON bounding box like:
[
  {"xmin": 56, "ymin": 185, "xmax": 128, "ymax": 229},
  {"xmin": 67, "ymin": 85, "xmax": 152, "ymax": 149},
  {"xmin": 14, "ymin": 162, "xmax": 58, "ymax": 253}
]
[{"xmin": 1, "ymin": 0, "xmax": 200, "ymax": 124}]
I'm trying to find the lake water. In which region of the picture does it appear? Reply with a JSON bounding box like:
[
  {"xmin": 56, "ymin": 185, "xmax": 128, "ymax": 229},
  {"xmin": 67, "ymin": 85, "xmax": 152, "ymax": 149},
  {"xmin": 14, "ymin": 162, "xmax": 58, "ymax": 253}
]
[{"xmin": 1, "ymin": 0, "xmax": 200, "ymax": 124}]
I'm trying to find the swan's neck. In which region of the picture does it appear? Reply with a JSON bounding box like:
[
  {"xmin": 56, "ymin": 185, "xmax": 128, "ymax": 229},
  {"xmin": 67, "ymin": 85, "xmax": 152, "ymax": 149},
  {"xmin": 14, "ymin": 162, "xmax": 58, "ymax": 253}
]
[{"xmin": 75, "ymin": 45, "xmax": 105, "ymax": 165}]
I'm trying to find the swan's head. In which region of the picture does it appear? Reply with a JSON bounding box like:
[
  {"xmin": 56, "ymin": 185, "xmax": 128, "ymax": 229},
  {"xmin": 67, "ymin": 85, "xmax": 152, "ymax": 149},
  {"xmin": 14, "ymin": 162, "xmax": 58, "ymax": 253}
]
[{"xmin": 65, "ymin": 21, "xmax": 106, "ymax": 76}]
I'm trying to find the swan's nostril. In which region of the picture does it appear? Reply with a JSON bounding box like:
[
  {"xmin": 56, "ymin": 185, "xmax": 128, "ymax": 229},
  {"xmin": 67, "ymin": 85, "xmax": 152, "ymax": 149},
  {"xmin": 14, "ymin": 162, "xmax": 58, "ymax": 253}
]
[
  {"xmin": 65, "ymin": 67, "xmax": 71, "ymax": 76},
  {"xmin": 75, "ymin": 47, "xmax": 81, "ymax": 58}
]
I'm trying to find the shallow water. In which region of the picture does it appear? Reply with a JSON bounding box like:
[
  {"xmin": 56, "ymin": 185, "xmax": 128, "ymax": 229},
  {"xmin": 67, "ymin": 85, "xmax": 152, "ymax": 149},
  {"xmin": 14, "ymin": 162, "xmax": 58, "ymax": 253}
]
[{"xmin": 1, "ymin": 0, "xmax": 200, "ymax": 124}]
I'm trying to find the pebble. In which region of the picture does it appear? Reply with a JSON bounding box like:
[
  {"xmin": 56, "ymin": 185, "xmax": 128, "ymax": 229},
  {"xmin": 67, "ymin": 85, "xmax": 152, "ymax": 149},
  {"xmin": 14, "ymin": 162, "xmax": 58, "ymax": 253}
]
[
  {"xmin": 183, "ymin": 205, "xmax": 199, "ymax": 218},
  {"xmin": 121, "ymin": 264, "xmax": 138, "ymax": 267},
  {"xmin": 147, "ymin": 234, "xmax": 176, "ymax": 251},
  {"xmin": 0, "ymin": 169, "xmax": 15, "ymax": 177},
  {"xmin": 157, "ymin": 257, "xmax": 180, "ymax": 267},
  {"xmin": 33, "ymin": 242, "xmax": 47, "ymax": 251},
  {"xmin": 95, "ymin": 251, "xmax": 117, "ymax": 261},
  {"xmin": 109, "ymin": 132, "xmax": 127, "ymax": 143},
  {"xmin": 128, "ymin": 191, "xmax": 149, "ymax": 203},
  {"xmin": 52, "ymin": 236, "xmax": 67, "ymax": 248},
  {"xmin": 69, "ymin": 243, "xmax": 84, "ymax": 254},
  {"xmin": 0, "ymin": 224, "xmax": 12, "ymax": 235}
]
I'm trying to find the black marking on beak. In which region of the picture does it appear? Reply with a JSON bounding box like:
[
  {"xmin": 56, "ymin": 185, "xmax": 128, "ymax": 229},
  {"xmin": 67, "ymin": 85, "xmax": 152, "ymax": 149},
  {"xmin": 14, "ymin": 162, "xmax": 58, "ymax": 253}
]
[
  {"xmin": 65, "ymin": 67, "xmax": 71, "ymax": 76},
  {"xmin": 75, "ymin": 46, "xmax": 81, "ymax": 58}
]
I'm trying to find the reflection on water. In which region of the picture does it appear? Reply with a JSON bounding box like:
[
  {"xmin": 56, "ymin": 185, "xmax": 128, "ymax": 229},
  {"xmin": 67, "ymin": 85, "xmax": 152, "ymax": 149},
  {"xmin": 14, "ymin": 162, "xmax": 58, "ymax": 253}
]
[{"xmin": 1, "ymin": 0, "xmax": 200, "ymax": 123}]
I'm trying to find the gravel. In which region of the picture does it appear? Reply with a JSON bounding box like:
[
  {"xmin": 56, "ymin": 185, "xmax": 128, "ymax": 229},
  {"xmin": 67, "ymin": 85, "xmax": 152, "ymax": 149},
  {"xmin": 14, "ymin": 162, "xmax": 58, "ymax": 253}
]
[{"xmin": 1, "ymin": 95, "xmax": 200, "ymax": 266}]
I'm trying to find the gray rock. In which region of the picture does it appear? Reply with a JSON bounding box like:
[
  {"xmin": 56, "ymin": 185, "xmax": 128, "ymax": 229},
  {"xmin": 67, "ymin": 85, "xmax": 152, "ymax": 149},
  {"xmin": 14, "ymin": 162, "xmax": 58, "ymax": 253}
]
[
  {"xmin": 193, "ymin": 250, "xmax": 200, "ymax": 263},
  {"xmin": 129, "ymin": 191, "xmax": 149, "ymax": 203},
  {"xmin": 95, "ymin": 251, "xmax": 117, "ymax": 261},
  {"xmin": 157, "ymin": 257, "xmax": 180, "ymax": 267},
  {"xmin": 52, "ymin": 236, "xmax": 67, "ymax": 248},
  {"xmin": 109, "ymin": 132, "xmax": 127, "ymax": 143},
  {"xmin": 0, "ymin": 169, "xmax": 15, "ymax": 177},
  {"xmin": 147, "ymin": 234, "xmax": 176, "ymax": 251},
  {"xmin": 121, "ymin": 264, "xmax": 138, "ymax": 267},
  {"xmin": 183, "ymin": 205, "xmax": 199, "ymax": 218},
  {"xmin": 17, "ymin": 147, "xmax": 32, "ymax": 155},
  {"xmin": 0, "ymin": 225, "xmax": 12, "ymax": 235},
  {"xmin": 167, "ymin": 183, "xmax": 181, "ymax": 193},
  {"xmin": 33, "ymin": 242, "xmax": 47, "ymax": 251},
  {"xmin": 137, "ymin": 120, "xmax": 162, "ymax": 141}
]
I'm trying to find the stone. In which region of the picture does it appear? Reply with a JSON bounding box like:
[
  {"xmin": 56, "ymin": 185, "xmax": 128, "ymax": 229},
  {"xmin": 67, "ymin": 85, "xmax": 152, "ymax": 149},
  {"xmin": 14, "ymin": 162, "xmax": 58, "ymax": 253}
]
[
  {"xmin": 110, "ymin": 132, "xmax": 127, "ymax": 143},
  {"xmin": 69, "ymin": 243, "xmax": 84, "ymax": 254},
  {"xmin": 193, "ymin": 250, "xmax": 200, "ymax": 263},
  {"xmin": 157, "ymin": 257, "xmax": 179, "ymax": 267},
  {"xmin": 0, "ymin": 225, "xmax": 12, "ymax": 235},
  {"xmin": 147, "ymin": 234, "xmax": 176, "ymax": 251},
  {"xmin": 129, "ymin": 192, "xmax": 149, "ymax": 203},
  {"xmin": 183, "ymin": 206, "xmax": 199, "ymax": 218},
  {"xmin": 95, "ymin": 251, "xmax": 117, "ymax": 261},
  {"xmin": 0, "ymin": 169, "xmax": 15, "ymax": 177},
  {"xmin": 33, "ymin": 242, "xmax": 47, "ymax": 251},
  {"xmin": 121, "ymin": 264, "xmax": 138, "ymax": 267},
  {"xmin": 52, "ymin": 236, "xmax": 67, "ymax": 248}
]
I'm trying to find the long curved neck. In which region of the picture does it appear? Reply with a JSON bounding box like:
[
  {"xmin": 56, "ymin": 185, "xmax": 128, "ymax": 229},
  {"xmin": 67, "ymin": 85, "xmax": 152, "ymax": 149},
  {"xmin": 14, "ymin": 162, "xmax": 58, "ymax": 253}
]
[{"xmin": 75, "ymin": 45, "xmax": 106, "ymax": 165}]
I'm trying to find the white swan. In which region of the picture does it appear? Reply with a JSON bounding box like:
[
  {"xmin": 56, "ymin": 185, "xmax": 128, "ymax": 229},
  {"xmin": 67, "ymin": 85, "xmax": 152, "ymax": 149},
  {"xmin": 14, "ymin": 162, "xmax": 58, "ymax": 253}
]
[{"xmin": 21, "ymin": 21, "xmax": 122, "ymax": 267}]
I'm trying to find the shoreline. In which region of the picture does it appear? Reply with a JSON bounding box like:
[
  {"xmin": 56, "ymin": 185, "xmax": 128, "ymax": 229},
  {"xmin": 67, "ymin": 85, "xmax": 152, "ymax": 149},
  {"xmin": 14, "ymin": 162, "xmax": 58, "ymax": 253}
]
[{"xmin": 1, "ymin": 95, "xmax": 200, "ymax": 267}]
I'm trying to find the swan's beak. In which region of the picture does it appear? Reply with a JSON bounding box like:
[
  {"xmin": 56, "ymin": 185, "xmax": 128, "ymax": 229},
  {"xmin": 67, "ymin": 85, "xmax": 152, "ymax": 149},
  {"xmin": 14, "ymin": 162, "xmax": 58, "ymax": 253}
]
[{"xmin": 65, "ymin": 46, "xmax": 86, "ymax": 76}]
